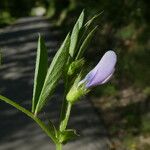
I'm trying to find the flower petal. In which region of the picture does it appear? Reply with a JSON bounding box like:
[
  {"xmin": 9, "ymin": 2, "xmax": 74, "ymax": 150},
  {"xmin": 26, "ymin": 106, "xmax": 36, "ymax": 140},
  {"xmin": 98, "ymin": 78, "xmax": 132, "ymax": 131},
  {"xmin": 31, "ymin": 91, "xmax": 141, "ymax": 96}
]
[
  {"xmin": 86, "ymin": 50, "xmax": 117, "ymax": 87},
  {"xmin": 101, "ymin": 68, "xmax": 115, "ymax": 84}
]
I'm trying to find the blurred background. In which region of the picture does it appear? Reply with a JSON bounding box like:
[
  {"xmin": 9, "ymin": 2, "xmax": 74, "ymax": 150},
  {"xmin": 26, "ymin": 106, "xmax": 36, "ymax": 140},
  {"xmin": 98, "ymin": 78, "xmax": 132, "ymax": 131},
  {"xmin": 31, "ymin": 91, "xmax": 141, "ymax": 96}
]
[{"xmin": 0, "ymin": 0, "xmax": 150, "ymax": 150}]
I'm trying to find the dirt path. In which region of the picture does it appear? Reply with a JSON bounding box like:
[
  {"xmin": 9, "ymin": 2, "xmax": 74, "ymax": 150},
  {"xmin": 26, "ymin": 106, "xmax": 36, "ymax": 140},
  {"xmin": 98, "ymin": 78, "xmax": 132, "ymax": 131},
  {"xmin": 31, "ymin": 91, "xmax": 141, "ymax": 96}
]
[{"xmin": 0, "ymin": 17, "xmax": 109, "ymax": 150}]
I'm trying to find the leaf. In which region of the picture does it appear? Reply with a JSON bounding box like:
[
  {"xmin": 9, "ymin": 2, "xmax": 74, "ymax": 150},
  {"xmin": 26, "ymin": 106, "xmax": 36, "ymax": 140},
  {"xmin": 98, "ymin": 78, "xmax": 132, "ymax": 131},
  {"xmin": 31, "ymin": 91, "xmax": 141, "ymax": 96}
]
[
  {"xmin": 59, "ymin": 129, "xmax": 79, "ymax": 143},
  {"xmin": 75, "ymin": 11, "xmax": 103, "ymax": 56},
  {"xmin": 47, "ymin": 120, "xmax": 58, "ymax": 138},
  {"xmin": 32, "ymin": 35, "xmax": 48, "ymax": 112},
  {"xmin": 76, "ymin": 26, "xmax": 98, "ymax": 60},
  {"xmin": 78, "ymin": 9, "xmax": 85, "ymax": 28},
  {"xmin": 0, "ymin": 95, "xmax": 58, "ymax": 143},
  {"xmin": 69, "ymin": 10, "xmax": 85, "ymax": 58},
  {"xmin": 84, "ymin": 11, "xmax": 103, "ymax": 31},
  {"xmin": 34, "ymin": 33, "xmax": 70, "ymax": 114}
]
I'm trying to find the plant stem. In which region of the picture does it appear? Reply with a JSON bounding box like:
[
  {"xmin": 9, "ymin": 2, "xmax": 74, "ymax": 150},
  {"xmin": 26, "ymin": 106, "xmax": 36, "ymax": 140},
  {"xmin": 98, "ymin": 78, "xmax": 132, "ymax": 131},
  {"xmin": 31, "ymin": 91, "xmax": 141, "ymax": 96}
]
[
  {"xmin": 59, "ymin": 102, "xmax": 72, "ymax": 132},
  {"xmin": 59, "ymin": 72, "xmax": 69, "ymax": 127},
  {"xmin": 59, "ymin": 55, "xmax": 72, "ymax": 125},
  {"xmin": 0, "ymin": 95, "xmax": 58, "ymax": 144},
  {"xmin": 56, "ymin": 143, "xmax": 62, "ymax": 150}
]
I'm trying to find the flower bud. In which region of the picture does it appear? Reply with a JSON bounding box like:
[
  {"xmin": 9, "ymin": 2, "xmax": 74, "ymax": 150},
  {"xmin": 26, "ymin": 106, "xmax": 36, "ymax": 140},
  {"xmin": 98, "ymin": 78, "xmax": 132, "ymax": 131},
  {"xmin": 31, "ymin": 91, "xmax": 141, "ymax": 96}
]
[{"xmin": 68, "ymin": 59, "xmax": 85, "ymax": 76}]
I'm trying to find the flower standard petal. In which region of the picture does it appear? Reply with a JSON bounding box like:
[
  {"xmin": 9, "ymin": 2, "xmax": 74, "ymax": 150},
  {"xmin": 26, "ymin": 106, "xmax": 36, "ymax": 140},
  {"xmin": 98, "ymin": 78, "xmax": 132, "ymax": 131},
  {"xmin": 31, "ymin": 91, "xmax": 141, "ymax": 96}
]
[
  {"xmin": 87, "ymin": 50, "xmax": 117, "ymax": 87},
  {"xmin": 100, "ymin": 68, "xmax": 115, "ymax": 84},
  {"xmin": 81, "ymin": 50, "xmax": 117, "ymax": 88}
]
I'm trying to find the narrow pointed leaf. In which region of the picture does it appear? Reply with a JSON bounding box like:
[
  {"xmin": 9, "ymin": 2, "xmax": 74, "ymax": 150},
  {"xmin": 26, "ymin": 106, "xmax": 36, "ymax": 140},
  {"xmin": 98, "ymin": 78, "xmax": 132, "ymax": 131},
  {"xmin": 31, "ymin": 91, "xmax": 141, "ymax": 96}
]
[
  {"xmin": 34, "ymin": 34, "xmax": 70, "ymax": 114},
  {"xmin": 84, "ymin": 11, "xmax": 103, "ymax": 30},
  {"xmin": 0, "ymin": 95, "xmax": 58, "ymax": 143},
  {"xmin": 32, "ymin": 35, "xmax": 48, "ymax": 112},
  {"xmin": 78, "ymin": 10, "xmax": 85, "ymax": 28},
  {"xmin": 69, "ymin": 10, "xmax": 84, "ymax": 57},
  {"xmin": 75, "ymin": 12, "xmax": 102, "ymax": 54},
  {"xmin": 76, "ymin": 26, "xmax": 98, "ymax": 60}
]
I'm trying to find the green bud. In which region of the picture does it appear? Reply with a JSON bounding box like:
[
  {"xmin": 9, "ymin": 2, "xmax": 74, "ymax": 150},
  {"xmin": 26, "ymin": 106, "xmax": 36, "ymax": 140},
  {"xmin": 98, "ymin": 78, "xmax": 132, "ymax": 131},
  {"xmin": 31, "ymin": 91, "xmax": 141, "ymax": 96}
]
[{"xmin": 68, "ymin": 59, "xmax": 85, "ymax": 76}]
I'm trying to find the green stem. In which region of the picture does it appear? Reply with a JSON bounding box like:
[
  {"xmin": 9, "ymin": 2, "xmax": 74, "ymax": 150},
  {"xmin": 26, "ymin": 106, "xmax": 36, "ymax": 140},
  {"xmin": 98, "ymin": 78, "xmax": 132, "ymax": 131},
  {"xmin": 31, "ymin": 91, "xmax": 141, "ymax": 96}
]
[
  {"xmin": 59, "ymin": 55, "xmax": 73, "ymax": 125},
  {"xmin": 0, "ymin": 95, "xmax": 58, "ymax": 144},
  {"xmin": 59, "ymin": 72, "xmax": 69, "ymax": 126},
  {"xmin": 59, "ymin": 102, "xmax": 72, "ymax": 132},
  {"xmin": 56, "ymin": 143, "xmax": 62, "ymax": 150}
]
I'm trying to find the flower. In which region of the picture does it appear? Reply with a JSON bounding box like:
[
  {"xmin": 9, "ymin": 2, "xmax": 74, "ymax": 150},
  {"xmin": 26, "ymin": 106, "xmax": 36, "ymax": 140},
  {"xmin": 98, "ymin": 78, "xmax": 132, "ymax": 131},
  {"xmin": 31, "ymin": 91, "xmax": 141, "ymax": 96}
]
[
  {"xmin": 79, "ymin": 50, "xmax": 117, "ymax": 88},
  {"xmin": 67, "ymin": 50, "xmax": 117, "ymax": 103}
]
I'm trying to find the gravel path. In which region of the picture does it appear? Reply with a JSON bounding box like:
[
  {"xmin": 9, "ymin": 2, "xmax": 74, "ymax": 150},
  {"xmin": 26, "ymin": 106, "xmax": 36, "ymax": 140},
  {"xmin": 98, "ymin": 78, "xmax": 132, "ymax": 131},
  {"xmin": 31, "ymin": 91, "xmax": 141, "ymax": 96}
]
[{"xmin": 0, "ymin": 17, "xmax": 109, "ymax": 150}]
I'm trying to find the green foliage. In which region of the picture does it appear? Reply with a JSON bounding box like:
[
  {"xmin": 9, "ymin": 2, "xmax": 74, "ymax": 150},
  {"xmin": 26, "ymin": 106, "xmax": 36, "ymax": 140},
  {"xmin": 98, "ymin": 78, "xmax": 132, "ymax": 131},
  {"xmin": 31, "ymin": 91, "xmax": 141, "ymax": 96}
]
[
  {"xmin": 69, "ymin": 10, "xmax": 84, "ymax": 58},
  {"xmin": 34, "ymin": 33, "xmax": 70, "ymax": 114},
  {"xmin": 76, "ymin": 26, "xmax": 98, "ymax": 60},
  {"xmin": 116, "ymin": 23, "xmax": 136, "ymax": 40},
  {"xmin": 59, "ymin": 129, "xmax": 79, "ymax": 143},
  {"xmin": 142, "ymin": 114, "xmax": 150, "ymax": 133},
  {"xmin": 67, "ymin": 59, "xmax": 85, "ymax": 76},
  {"xmin": 32, "ymin": 35, "xmax": 48, "ymax": 112},
  {"xmin": 0, "ymin": 95, "xmax": 58, "ymax": 143},
  {"xmin": 0, "ymin": 11, "xmax": 14, "ymax": 27},
  {"xmin": 66, "ymin": 74, "xmax": 89, "ymax": 104}
]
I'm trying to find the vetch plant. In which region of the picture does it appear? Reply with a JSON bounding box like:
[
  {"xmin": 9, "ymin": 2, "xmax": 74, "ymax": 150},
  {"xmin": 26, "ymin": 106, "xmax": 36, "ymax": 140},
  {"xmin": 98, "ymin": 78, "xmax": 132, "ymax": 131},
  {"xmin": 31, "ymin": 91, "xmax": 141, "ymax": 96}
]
[{"xmin": 0, "ymin": 11, "xmax": 117, "ymax": 150}]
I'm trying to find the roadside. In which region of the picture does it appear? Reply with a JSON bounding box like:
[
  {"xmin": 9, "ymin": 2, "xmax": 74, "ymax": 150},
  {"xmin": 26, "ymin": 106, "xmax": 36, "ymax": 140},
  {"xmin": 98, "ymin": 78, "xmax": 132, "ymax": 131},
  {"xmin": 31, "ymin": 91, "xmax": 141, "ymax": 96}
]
[{"xmin": 92, "ymin": 86, "xmax": 150, "ymax": 150}]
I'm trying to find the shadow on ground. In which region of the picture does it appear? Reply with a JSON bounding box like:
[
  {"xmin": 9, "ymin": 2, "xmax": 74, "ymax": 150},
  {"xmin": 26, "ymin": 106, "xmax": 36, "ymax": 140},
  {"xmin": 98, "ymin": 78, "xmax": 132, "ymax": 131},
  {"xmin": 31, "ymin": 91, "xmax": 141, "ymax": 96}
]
[{"xmin": 0, "ymin": 17, "xmax": 109, "ymax": 150}]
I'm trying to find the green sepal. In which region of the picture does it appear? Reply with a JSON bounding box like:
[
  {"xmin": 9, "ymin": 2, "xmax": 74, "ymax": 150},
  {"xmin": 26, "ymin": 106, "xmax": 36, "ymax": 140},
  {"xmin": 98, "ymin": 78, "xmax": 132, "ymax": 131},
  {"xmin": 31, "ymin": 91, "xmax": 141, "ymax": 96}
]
[{"xmin": 66, "ymin": 74, "xmax": 89, "ymax": 104}]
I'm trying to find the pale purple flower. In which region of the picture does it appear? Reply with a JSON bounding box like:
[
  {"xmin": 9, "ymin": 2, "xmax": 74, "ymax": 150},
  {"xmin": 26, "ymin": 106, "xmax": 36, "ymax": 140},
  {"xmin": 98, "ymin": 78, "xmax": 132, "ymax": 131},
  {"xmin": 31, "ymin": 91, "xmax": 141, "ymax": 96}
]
[{"xmin": 79, "ymin": 50, "xmax": 117, "ymax": 88}]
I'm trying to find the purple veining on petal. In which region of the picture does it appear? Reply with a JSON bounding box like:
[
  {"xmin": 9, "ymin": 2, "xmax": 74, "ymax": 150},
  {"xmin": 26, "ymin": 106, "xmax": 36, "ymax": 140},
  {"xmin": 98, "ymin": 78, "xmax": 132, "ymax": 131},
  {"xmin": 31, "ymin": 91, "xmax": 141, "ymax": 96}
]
[{"xmin": 80, "ymin": 50, "xmax": 117, "ymax": 88}]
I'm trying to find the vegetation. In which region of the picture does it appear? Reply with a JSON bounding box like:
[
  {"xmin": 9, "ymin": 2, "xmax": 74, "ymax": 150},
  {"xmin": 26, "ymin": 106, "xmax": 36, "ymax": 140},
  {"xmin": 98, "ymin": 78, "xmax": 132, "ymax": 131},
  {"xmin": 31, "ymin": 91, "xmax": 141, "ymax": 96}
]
[{"xmin": 0, "ymin": 0, "xmax": 149, "ymax": 149}]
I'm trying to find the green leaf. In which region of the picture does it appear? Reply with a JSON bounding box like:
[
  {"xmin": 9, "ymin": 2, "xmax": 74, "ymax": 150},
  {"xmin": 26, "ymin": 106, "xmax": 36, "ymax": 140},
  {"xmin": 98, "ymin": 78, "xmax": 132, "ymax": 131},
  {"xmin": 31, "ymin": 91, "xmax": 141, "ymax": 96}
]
[
  {"xmin": 78, "ymin": 10, "xmax": 85, "ymax": 28},
  {"xmin": 76, "ymin": 26, "xmax": 98, "ymax": 60},
  {"xmin": 84, "ymin": 11, "xmax": 103, "ymax": 30},
  {"xmin": 69, "ymin": 10, "xmax": 84, "ymax": 57},
  {"xmin": 34, "ymin": 33, "xmax": 70, "ymax": 114},
  {"xmin": 75, "ymin": 12, "xmax": 102, "ymax": 56},
  {"xmin": 0, "ymin": 95, "xmax": 58, "ymax": 143},
  {"xmin": 47, "ymin": 120, "xmax": 58, "ymax": 138},
  {"xmin": 32, "ymin": 35, "xmax": 48, "ymax": 112},
  {"xmin": 59, "ymin": 129, "xmax": 79, "ymax": 143}
]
